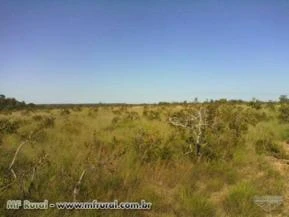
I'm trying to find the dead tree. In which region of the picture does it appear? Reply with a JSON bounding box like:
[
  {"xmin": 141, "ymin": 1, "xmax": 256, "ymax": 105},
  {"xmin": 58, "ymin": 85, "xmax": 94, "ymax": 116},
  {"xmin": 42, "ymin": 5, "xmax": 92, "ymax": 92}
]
[{"xmin": 169, "ymin": 108, "xmax": 207, "ymax": 157}]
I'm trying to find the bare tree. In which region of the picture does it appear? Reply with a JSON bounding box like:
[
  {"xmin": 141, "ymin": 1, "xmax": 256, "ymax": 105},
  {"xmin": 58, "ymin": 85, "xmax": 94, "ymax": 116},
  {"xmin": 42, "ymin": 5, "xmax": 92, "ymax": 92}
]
[{"xmin": 169, "ymin": 107, "xmax": 207, "ymax": 157}]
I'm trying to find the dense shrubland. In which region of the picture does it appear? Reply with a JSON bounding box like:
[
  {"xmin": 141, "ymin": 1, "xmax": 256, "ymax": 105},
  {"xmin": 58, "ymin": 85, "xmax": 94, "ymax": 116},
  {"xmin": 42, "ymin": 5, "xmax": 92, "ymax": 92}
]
[{"xmin": 0, "ymin": 101, "xmax": 289, "ymax": 217}]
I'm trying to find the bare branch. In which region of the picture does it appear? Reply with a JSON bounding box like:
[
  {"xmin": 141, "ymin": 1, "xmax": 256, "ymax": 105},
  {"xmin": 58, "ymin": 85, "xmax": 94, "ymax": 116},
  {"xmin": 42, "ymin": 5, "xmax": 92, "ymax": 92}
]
[
  {"xmin": 168, "ymin": 117, "xmax": 188, "ymax": 128},
  {"xmin": 9, "ymin": 141, "xmax": 28, "ymax": 179},
  {"xmin": 8, "ymin": 129, "xmax": 43, "ymax": 180},
  {"xmin": 169, "ymin": 108, "xmax": 208, "ymax": 157},
  {"xmin": 73, "ymin": 170, "xmax": 86, "ymax": 201}
]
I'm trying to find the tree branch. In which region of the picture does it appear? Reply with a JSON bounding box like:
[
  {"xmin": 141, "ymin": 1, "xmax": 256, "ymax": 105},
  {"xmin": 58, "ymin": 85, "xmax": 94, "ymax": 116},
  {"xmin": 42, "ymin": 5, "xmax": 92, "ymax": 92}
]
[
  {"xmin": 9, "ymin": 141, "xmax": 28, "ymax": 179},
  {"xmin": 73, "ymin": 170, "xmax": 86, "ymax": 201}
]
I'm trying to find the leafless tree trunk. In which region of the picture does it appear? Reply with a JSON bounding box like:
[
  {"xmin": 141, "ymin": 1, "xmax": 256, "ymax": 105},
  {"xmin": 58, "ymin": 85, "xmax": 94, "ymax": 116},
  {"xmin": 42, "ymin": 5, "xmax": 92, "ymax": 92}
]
[{"xmin": 169, "ymin": 108, "xmax": 207, "ymax": 158}]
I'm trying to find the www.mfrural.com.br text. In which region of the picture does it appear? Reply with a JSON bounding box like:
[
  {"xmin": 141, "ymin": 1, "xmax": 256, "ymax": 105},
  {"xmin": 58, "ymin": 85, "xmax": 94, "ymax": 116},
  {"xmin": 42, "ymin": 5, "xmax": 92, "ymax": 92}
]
[{"xmin": 6, "ymin": 199, "xmax": 152, "ymax": 210}]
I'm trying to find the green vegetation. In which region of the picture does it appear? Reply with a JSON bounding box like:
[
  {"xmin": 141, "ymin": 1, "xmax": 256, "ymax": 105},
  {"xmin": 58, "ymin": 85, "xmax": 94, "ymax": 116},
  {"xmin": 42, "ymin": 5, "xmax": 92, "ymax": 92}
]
[
  {"xmin": 1, "ymin": 97, "xmax": 289, "ymax": 216},
  {"xmin": 0, "ymin": 95, "xmax": 35, "ymax": 110}
]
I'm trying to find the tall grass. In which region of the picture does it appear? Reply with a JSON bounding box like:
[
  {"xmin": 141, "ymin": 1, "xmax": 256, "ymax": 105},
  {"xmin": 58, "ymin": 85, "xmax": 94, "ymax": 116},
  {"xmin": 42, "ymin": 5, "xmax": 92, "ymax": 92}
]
[{"xmin": 0, "ymin": 104, "xmax": 288, "ymax": 216}]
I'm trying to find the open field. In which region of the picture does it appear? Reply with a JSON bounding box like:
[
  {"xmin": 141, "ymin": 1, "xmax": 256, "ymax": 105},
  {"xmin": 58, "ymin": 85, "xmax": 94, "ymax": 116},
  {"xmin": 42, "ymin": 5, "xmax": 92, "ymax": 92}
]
[
  {"xmin": 1, "ymin": 102, "xmax": 289, "ymax": 217},
  {"xmin": 2, "ymin": 0, "xmax": 289, "ymax": 216}
]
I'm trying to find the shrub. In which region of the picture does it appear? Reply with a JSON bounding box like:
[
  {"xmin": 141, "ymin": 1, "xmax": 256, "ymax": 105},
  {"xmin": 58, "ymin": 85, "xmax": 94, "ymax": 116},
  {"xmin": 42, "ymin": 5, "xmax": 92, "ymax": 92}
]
[
  {"xmin": 249, "ymin": 100, "xmax": 262, "ymax": 110},
  {"xmin": 158, "ymin": 145, "xmax": 173, "ymax": 160},
  {"xmin": 188, "ymin": 196, "xmax": 216, "ymax": 217},
  {"xmin": 143, "ymin": 110, "xmax": 161, "ymax": 120},
  {"xmin": 33, "ymin": 130, "xmax": 48, "ymax": 143},
  {"xmin": 204, "ymin": 130, "xmax": 245, "ymax": 161},
  {"xmin": 206, "ymin": 163, "xmax": 238, "ymax": 185},
  {"xmin": 125, "ymin": 112, "xmax": 140, "ymax": 121},
  {"xmin": 252, "ymin": 165, "xmax": 284, "ymax": 195},
  {"xmin": 266, "ymin": 102, "xmax": 276, "ymax": 111},
  {"xmin": 60, "ymin": 109, "xmax": 70, "ymax": 115},
  {"xmin": 111, "ymin": 117, "xmax": 121, "ymax": 125},
  {"xmin": 40, "ymin": 116, "xmax": 55, "ymax": 128},
  {"xmin": 179, "ymin": 190, "xmax": 216, "ymax": 217},
  {"xmin": 278, "ymin": 104, "xmax": 289, "ymax": 123},
  {"xmin": 0, "ymin": 118, "xmax": 20, "ymax": 134},
  {"xmin": 223, "ymin": 183, "xmax": 262, "ymax": 217},
  {"xmin": 133, "ymin": 129, "xmax": 163, "ymax": 163},
  {"xmin": 32, "ymin": 115, "xmax": 43, "ymax": 121},
  {"xmin": 255, "ymin": 139, "xmax": 288, "ymax": 159}
]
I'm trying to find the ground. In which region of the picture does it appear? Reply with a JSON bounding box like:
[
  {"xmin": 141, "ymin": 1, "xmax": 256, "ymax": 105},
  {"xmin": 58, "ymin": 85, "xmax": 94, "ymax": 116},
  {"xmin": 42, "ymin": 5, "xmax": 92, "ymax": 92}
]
[{"xmin": 0, "ymin": 103, "xmax": 289, "ymax": 217}]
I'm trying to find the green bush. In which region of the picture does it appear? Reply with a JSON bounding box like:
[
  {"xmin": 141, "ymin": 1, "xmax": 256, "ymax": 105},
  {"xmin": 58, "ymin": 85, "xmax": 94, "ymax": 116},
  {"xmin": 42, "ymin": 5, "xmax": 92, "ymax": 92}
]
[
  {"xmin": 179, "ymin": 191, "xmax": 216, "ymax": 217},
  {"xmin": 143, "ymin": 110, "xmax": 161, "ymax": 120},
  {"xmin": 278, "ymin": 104, "xmax": 289, "ymax": 123},
  {"xmin": 133, "ymin": 129, "xmax": 166, "ymax": 163},
  {"xmin": 249, "ymin": 100, "xmax": 262, "ymax": 110},
  {"xmin": 255, "ymin": 139, "xmax": 288, "ymax": 159},
  {"xmin": 124, "ymin": 111, "xmax": 140, "ymax": 121},
  {"xmin": 223, "ymin": 183, "xmax": 262, "ymax": 217},
  {"xmin": 60, "ymin": 109, "xmax": 70, "ymax": 115},
  {"xmin": 0, "ymin": 118, "xmax": 20, "ymax": 134}
]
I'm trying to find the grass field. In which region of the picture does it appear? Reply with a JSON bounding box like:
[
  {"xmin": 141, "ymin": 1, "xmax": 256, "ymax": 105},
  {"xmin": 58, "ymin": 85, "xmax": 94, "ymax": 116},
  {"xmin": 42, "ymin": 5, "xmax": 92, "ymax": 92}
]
[{"xmin": 1, "ymin": 103, "xmax": 289, "ymax": 217}]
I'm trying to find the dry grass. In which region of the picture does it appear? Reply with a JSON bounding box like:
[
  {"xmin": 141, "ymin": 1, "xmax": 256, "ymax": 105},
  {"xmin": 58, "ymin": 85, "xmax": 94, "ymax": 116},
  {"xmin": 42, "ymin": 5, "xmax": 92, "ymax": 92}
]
[{"xmin": 0, "ymin": 104, "xmax": 289, "ymax": 216}]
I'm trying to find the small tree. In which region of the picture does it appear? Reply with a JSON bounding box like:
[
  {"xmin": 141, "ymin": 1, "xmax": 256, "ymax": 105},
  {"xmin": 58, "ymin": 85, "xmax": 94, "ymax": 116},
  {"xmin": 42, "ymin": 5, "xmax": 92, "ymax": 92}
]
[
  {"xmin": 169, "ymin": 108, "xmax": 207, "ymax": 158},
  {"xmin": 249, "ymin": 98, "xmax": 262, "ymax": 110},
  {"xmin": 279, "ymin": 95, "xmax": 289, "ymax": 103}
]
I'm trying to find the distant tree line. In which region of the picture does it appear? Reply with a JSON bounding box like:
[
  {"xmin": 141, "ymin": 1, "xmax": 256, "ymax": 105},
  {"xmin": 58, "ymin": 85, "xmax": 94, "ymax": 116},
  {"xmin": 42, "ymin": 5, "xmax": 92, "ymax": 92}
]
[
  {"xmin": 0, "ymin": 94, "xmax": 35, "ymax": 110},
  {"xmin": 1, "ymin": 94, "xmax": 289, "ymax": 111},
  {"xmin": 158, "ymin": 95, "xmax": 289, "ymax": 105}
]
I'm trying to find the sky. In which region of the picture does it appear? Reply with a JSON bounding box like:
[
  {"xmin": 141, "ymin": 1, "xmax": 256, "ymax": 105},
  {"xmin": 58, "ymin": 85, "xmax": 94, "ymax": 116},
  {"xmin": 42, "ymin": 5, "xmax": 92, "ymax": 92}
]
[{"xmin": 0, "ymin": 0, "xmax": 289, "ymax": 104}]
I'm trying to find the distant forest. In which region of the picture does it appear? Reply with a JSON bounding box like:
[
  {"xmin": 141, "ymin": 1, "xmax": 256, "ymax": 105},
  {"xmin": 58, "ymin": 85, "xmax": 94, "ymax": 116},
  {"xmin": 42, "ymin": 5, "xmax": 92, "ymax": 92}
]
[
  {"xmin": 1, "ymin": 94, "xmax": 288, "ymax": 110},
  {"xmin": 0, "ymin": 94, "xmax": 35, "ymax": 110}
]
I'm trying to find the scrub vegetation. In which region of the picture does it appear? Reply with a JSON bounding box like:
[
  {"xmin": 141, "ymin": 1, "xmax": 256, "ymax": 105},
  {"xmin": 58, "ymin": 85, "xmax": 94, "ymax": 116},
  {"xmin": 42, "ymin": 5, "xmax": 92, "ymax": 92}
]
[{"xmin": 1, "ymin": 96, "xmax": 289, "ymax": 217}]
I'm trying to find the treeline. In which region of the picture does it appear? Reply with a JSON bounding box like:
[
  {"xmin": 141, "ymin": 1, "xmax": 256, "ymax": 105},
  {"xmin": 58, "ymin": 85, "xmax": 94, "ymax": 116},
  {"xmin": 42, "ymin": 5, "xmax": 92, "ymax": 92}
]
[
  {"xmin": 1, "ymin": 93, "xmax": 289, "ymax": 110},
  {"xmin": 159, "ymin": 95, "xmax": 289, "ymax": 105},
  {"xmin": 0, "ymin": 95, "xmax": 35, "ymax": 110}
]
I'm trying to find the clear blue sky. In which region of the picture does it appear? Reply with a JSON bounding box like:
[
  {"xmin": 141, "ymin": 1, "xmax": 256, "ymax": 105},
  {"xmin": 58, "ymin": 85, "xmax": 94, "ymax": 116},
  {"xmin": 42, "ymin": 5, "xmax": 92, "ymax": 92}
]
[{"xmin": 1, "ymin": 0, "xmax": 288, "ymax": 103}]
